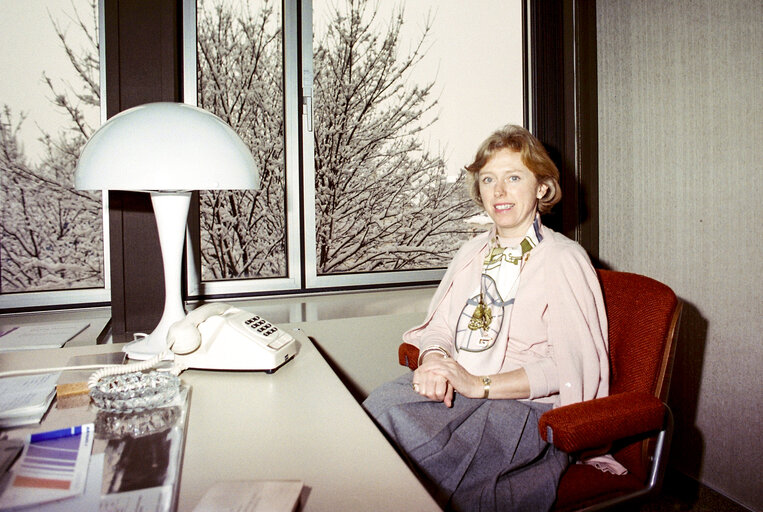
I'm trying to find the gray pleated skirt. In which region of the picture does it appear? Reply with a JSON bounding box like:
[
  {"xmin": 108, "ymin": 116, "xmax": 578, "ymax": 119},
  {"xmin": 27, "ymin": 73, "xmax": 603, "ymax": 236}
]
[{"xmin": 363, "ymin": 372, "xmax": 568, "ymax": 512}]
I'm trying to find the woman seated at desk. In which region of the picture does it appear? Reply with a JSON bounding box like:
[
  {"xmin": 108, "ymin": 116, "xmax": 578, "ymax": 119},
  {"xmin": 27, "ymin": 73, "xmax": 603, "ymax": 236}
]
[{"xmin": 364, "ymin": 125, "xmax": 618, "ymax": 511}]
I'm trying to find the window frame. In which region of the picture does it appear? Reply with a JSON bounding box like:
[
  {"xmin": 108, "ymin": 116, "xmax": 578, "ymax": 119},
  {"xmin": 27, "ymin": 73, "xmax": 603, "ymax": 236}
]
[
  {"xmin": 182, "ymin": 0, "xmax": 304, "ymax": 299},
  {"xmin": 0, "ymin": 0, "xmax": 111, "ymax": 311},
  {"xmin": 299, "ymin": 0, "xmax": 450, "ymax": 290}
]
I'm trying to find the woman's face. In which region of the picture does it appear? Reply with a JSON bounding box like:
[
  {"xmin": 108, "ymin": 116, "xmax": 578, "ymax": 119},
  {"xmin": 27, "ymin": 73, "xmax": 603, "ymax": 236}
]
[{"xmin": 478, "ymin": 149, "xmax": 548, "ymax": 238}]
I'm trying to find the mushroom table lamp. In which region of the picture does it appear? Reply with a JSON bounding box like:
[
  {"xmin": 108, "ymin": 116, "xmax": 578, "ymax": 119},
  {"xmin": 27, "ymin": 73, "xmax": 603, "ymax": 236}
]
[{"xmin": 75, "ymin": 102, "xmax": 257, "ymax": 360}]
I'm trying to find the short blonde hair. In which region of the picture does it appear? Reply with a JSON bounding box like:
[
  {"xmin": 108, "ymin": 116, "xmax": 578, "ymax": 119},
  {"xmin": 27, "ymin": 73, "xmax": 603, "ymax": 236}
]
[{"xmin": 464, "ymin": 125, "xmax": 561, "ymax": 214}]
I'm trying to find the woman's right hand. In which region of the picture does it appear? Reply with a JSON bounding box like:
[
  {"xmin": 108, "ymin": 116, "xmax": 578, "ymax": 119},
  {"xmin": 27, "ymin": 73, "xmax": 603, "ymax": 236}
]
[{"xmin": 412, "ymin": 353, "xmax": 455, "ymax": 407}]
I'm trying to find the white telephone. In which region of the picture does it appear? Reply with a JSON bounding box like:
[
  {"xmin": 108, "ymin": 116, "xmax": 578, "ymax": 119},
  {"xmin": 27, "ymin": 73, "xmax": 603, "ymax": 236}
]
[
  {"xmin": 166, "ymin": 303, "xmax": 298, "ymax": 372},
  {"xmin": 87, "ymin": 303, "xmax": 297, "ymax": 395}
]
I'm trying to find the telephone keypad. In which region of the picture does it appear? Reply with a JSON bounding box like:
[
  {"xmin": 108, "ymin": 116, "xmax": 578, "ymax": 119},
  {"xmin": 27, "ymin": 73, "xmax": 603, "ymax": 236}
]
[{"xmin": 237, "ymin": 312, "xmax": 294, "ymax": 351}]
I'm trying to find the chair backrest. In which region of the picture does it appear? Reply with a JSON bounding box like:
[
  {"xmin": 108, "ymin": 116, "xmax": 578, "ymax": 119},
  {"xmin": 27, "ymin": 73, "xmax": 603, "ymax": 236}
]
[
  {"xmin": 597, "ymin": 269, "xmax": 680, "ymax": 399},
  {"xmin": 596, "ymin": 269, "xmax": 682, "ymax": 477}
]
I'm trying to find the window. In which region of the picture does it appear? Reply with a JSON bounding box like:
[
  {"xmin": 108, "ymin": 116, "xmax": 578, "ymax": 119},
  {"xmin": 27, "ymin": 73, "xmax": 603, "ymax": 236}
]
[
  {"xmin": 0, "ymin": 0, "xmax": 107, "ymax": 309},
  {"xmin": 0, "ymin": 0, "xmax": 525, "ymax": 309},
  {"xmin": 186, "ymin": 0, "xmax": 301, "ymax": 298},
  {"xmin": 187, "ymin": 0, "xmax": 525, "ymax": 297}
]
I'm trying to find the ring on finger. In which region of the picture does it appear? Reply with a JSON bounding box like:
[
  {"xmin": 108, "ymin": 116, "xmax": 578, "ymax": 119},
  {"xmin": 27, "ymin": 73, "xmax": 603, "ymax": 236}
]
[{"xmin": 412, "ymin": 383, "xmax": 420, "ymax": 392}]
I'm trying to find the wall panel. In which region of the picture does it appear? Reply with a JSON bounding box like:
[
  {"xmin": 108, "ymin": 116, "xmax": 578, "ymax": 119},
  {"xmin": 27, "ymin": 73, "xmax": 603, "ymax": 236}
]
[{"xmin": 596, "ymin": 1, "xmax": 762, "ymax": 509}]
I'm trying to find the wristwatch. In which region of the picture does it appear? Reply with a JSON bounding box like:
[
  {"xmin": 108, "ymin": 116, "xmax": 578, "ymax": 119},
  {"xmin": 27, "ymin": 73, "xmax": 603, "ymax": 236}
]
[{"xmin": 481, "ymin": 376, "xmax": 491, "ymax": 399}]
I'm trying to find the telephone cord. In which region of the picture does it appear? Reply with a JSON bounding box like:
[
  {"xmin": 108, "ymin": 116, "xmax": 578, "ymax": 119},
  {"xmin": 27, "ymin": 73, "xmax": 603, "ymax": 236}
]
[{"xmin": 86, "ymin": 351, "xmax": 187, "ymax": 389}]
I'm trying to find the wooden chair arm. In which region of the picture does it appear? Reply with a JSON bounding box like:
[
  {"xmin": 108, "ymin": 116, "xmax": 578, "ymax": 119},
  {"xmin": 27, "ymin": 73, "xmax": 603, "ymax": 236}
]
[{"xmin": 538, "ymin": 391, "xmax": 667, "ymax": 453}]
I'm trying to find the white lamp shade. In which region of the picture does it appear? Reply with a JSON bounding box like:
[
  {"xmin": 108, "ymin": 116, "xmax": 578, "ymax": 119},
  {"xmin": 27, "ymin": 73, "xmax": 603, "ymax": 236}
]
[{"xmin": 75, "ymin": 102, "xmax": 258, "ymax": 191}]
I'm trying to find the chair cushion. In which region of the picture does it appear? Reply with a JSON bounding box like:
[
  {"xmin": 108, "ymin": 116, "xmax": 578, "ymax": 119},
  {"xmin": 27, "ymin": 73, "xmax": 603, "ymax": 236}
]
[{"xmin": 553, "ymin": 463, "xmax": 644, "ymax": 512}]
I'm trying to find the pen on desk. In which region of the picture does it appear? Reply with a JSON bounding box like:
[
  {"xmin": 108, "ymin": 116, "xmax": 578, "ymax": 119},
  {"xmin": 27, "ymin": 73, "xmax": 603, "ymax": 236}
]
[
  {"xmin": 0, "ymin": 326, "xmax": 19, "ymax": 338},
  {"xmin": 29, "ymin": 425, "xmax": 82, "ymax": 443}
]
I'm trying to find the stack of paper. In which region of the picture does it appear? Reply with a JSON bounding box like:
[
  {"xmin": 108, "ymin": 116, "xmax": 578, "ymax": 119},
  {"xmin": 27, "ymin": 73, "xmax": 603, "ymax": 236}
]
[
  {"xmin": 0, "ymin": 372, "xmax": 61, "ymax": 428},
  {"xmin": 0, "ymin": 322, "xmax": 90, "ymax": 351}
]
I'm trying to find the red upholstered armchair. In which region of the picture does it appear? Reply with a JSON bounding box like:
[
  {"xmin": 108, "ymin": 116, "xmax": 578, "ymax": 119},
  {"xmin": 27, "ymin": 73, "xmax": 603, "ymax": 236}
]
[{"xmin": 398, "ymin": 269, "xmax": 682, "ymax": 511}]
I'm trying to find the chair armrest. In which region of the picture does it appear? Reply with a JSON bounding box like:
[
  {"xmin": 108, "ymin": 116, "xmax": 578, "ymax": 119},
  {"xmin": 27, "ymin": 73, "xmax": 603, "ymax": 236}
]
[
  {"xmin": 402, "ymin": 345, "xmax": 666, "ymax": 454},
  {"xmin": 399, "ymin": 343, "xmax": 419, "ymax": 370},
  {"xmin": 538, "ymin": 391, "xmax": 666, "ymax": 453}
]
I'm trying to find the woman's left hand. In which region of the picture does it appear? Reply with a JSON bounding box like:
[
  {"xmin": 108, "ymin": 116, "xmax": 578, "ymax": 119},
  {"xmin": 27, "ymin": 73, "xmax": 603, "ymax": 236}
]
[{"xmin": 422, "ymin": 357, "xmax": 483, "ymax": 401}]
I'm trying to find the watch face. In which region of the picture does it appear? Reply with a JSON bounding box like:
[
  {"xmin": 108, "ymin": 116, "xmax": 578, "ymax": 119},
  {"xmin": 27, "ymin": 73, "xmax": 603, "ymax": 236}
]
[{"xmin": 455, "ymin": 274, "xmax": 505, "ymax": 353}]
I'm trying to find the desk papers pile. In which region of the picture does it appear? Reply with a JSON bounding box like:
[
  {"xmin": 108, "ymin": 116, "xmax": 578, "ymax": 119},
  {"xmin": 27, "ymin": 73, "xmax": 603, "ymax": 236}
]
[{"xmin": 0, "ymin": 372, "xmax": 60, "ymax": 428}]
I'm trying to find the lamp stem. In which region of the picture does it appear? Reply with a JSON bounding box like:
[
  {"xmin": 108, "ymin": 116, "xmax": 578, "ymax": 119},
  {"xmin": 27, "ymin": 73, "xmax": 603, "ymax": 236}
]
[{"xmin": 123, "ymin": 191, "xmax": 191, "ymax": 360}]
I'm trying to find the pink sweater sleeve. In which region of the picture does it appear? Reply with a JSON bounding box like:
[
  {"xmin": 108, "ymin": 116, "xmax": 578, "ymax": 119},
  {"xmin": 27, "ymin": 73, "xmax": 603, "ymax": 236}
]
[
  {"xmin": 523, "ymin": 358, "xmax": 559, "ymax": 399},
  {"xmin": 417, "ymin": 286, "xmax": 458, "ymax": 356},
  {"xmin": 543, "ymin": 241, "xmax": 609, "ymax": 405}
]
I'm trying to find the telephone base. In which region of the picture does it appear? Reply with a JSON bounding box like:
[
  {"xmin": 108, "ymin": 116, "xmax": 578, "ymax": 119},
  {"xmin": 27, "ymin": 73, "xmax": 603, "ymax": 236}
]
[
  {"xmin": 264, "ymin": 353, "xmax": 297, "ymax": 374},
  {"xmin": 182, "ymin": 351, "xmax": 297, "ymax": 373},
  {"xmin": 167, "ymin": 304, "xmax": 299, "ymax": 372}
]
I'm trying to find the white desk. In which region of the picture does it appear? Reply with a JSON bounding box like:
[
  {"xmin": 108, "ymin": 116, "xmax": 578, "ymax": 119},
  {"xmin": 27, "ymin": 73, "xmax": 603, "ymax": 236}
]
[{"xmin": 0, "ymin": 318, "xmax": 440, "ymax": 511}]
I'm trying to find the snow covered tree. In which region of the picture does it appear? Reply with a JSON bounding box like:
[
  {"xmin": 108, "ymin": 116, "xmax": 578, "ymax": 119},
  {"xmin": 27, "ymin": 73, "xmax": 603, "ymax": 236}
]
[
  {"xmin": 312, "ymin": 0, "xmax": 477, "ymax": 274},
  {"xmin": 1, "ymin": 0, "xmax": 479, "ymax": 293},
  {"xmin": 198, "ymin": 0, "xmax": 477, "ymax": 279},
  {"xmin": 197, "ymin": 0, "xmax": 286, "ymax": 280},
  {"xmin": 0, "ymin": 1, "xmax": 102, "ymax": 293}
]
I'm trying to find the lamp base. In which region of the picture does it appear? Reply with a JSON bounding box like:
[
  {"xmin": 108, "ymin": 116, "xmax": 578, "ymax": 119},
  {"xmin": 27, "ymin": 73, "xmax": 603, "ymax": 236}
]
[
  {"xmin": 122, "ymin": 320, "xmax": 176, "ymax": 361},
  {"xmin": 122, "ymin": 191, "xmax": 191, "ymax": 361}
]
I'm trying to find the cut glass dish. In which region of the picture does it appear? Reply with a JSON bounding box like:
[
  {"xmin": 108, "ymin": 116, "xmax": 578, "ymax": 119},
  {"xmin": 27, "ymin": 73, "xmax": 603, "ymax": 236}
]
[{"xmin": 89, "ymin": 371, "xmax": 180, "ymax": 412}]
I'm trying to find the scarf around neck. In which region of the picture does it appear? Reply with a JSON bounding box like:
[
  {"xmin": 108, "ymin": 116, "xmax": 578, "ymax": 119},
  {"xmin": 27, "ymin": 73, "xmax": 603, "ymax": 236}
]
[{"xmin": 454, "ymin": 215, "xmax": 543, "ymax": 355}]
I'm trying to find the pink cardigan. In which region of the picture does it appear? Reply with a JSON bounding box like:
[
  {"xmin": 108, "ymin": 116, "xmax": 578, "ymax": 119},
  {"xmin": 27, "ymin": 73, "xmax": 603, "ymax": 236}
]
[{"xmin": 402, "ymin": 224, "xmax": 609, "ymax": 408}]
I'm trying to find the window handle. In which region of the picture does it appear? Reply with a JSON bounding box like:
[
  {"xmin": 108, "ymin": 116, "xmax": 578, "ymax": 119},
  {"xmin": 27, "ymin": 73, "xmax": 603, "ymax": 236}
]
[{"xmin": 302, "ymin": 92, "xmax": 313, "ymax": 132}]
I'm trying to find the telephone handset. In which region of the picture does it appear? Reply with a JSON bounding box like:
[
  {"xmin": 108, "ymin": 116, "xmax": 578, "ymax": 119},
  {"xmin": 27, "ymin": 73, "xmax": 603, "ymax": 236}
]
[{"xmin": 166, "ymin": 303, "xmax": 298, "ymax": 372}]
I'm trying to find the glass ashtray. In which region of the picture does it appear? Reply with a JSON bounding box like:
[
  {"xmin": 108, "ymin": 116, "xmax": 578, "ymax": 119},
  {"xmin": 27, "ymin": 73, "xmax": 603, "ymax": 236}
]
[
  {"xmin": 95, "ymin": 406, "xmax": 181, "ymax": 440},
  {"xmin": 89, "ymin": 371, "xmax": 180, "ymax": 412}
]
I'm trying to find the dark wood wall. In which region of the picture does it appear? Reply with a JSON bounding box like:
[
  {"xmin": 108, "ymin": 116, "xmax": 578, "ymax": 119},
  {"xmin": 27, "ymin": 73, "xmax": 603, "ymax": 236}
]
[
  {"xmin": 529, "ymin": 0, "xmax": 599, "ymax": 261},
  {"xmin": 104, "ymin": 0, "xmax": 182, "ymax": 341}
]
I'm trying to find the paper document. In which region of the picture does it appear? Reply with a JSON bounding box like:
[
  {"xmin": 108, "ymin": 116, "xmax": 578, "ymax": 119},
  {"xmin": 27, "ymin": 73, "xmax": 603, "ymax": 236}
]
[
  {"xmin": 0, "ymin": 372, "xmax": 61, "ymax": 428},
  {"xmin": 194, "ymin": 480, "xmax": 304, "ymax": 512},
  {"xmin": 100, "ymin": 485, "xmax": 173, "ymax": 512},
  {"xmin": 25, "ymin": 452, "xmax": 104, "ymax": 512},
  {"xmin": 0, "ymin": 423, "xmax": 94, "ymax": 510},
  {"xmin": 0, "ymin": 321, "xmax": 90, "ymax": 351}
]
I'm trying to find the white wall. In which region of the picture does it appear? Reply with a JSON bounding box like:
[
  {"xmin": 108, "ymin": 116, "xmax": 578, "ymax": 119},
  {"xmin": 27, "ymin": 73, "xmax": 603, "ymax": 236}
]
[{"xmin": 596, "ymin": 1, "xmax": 762, "ymax": 509}]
